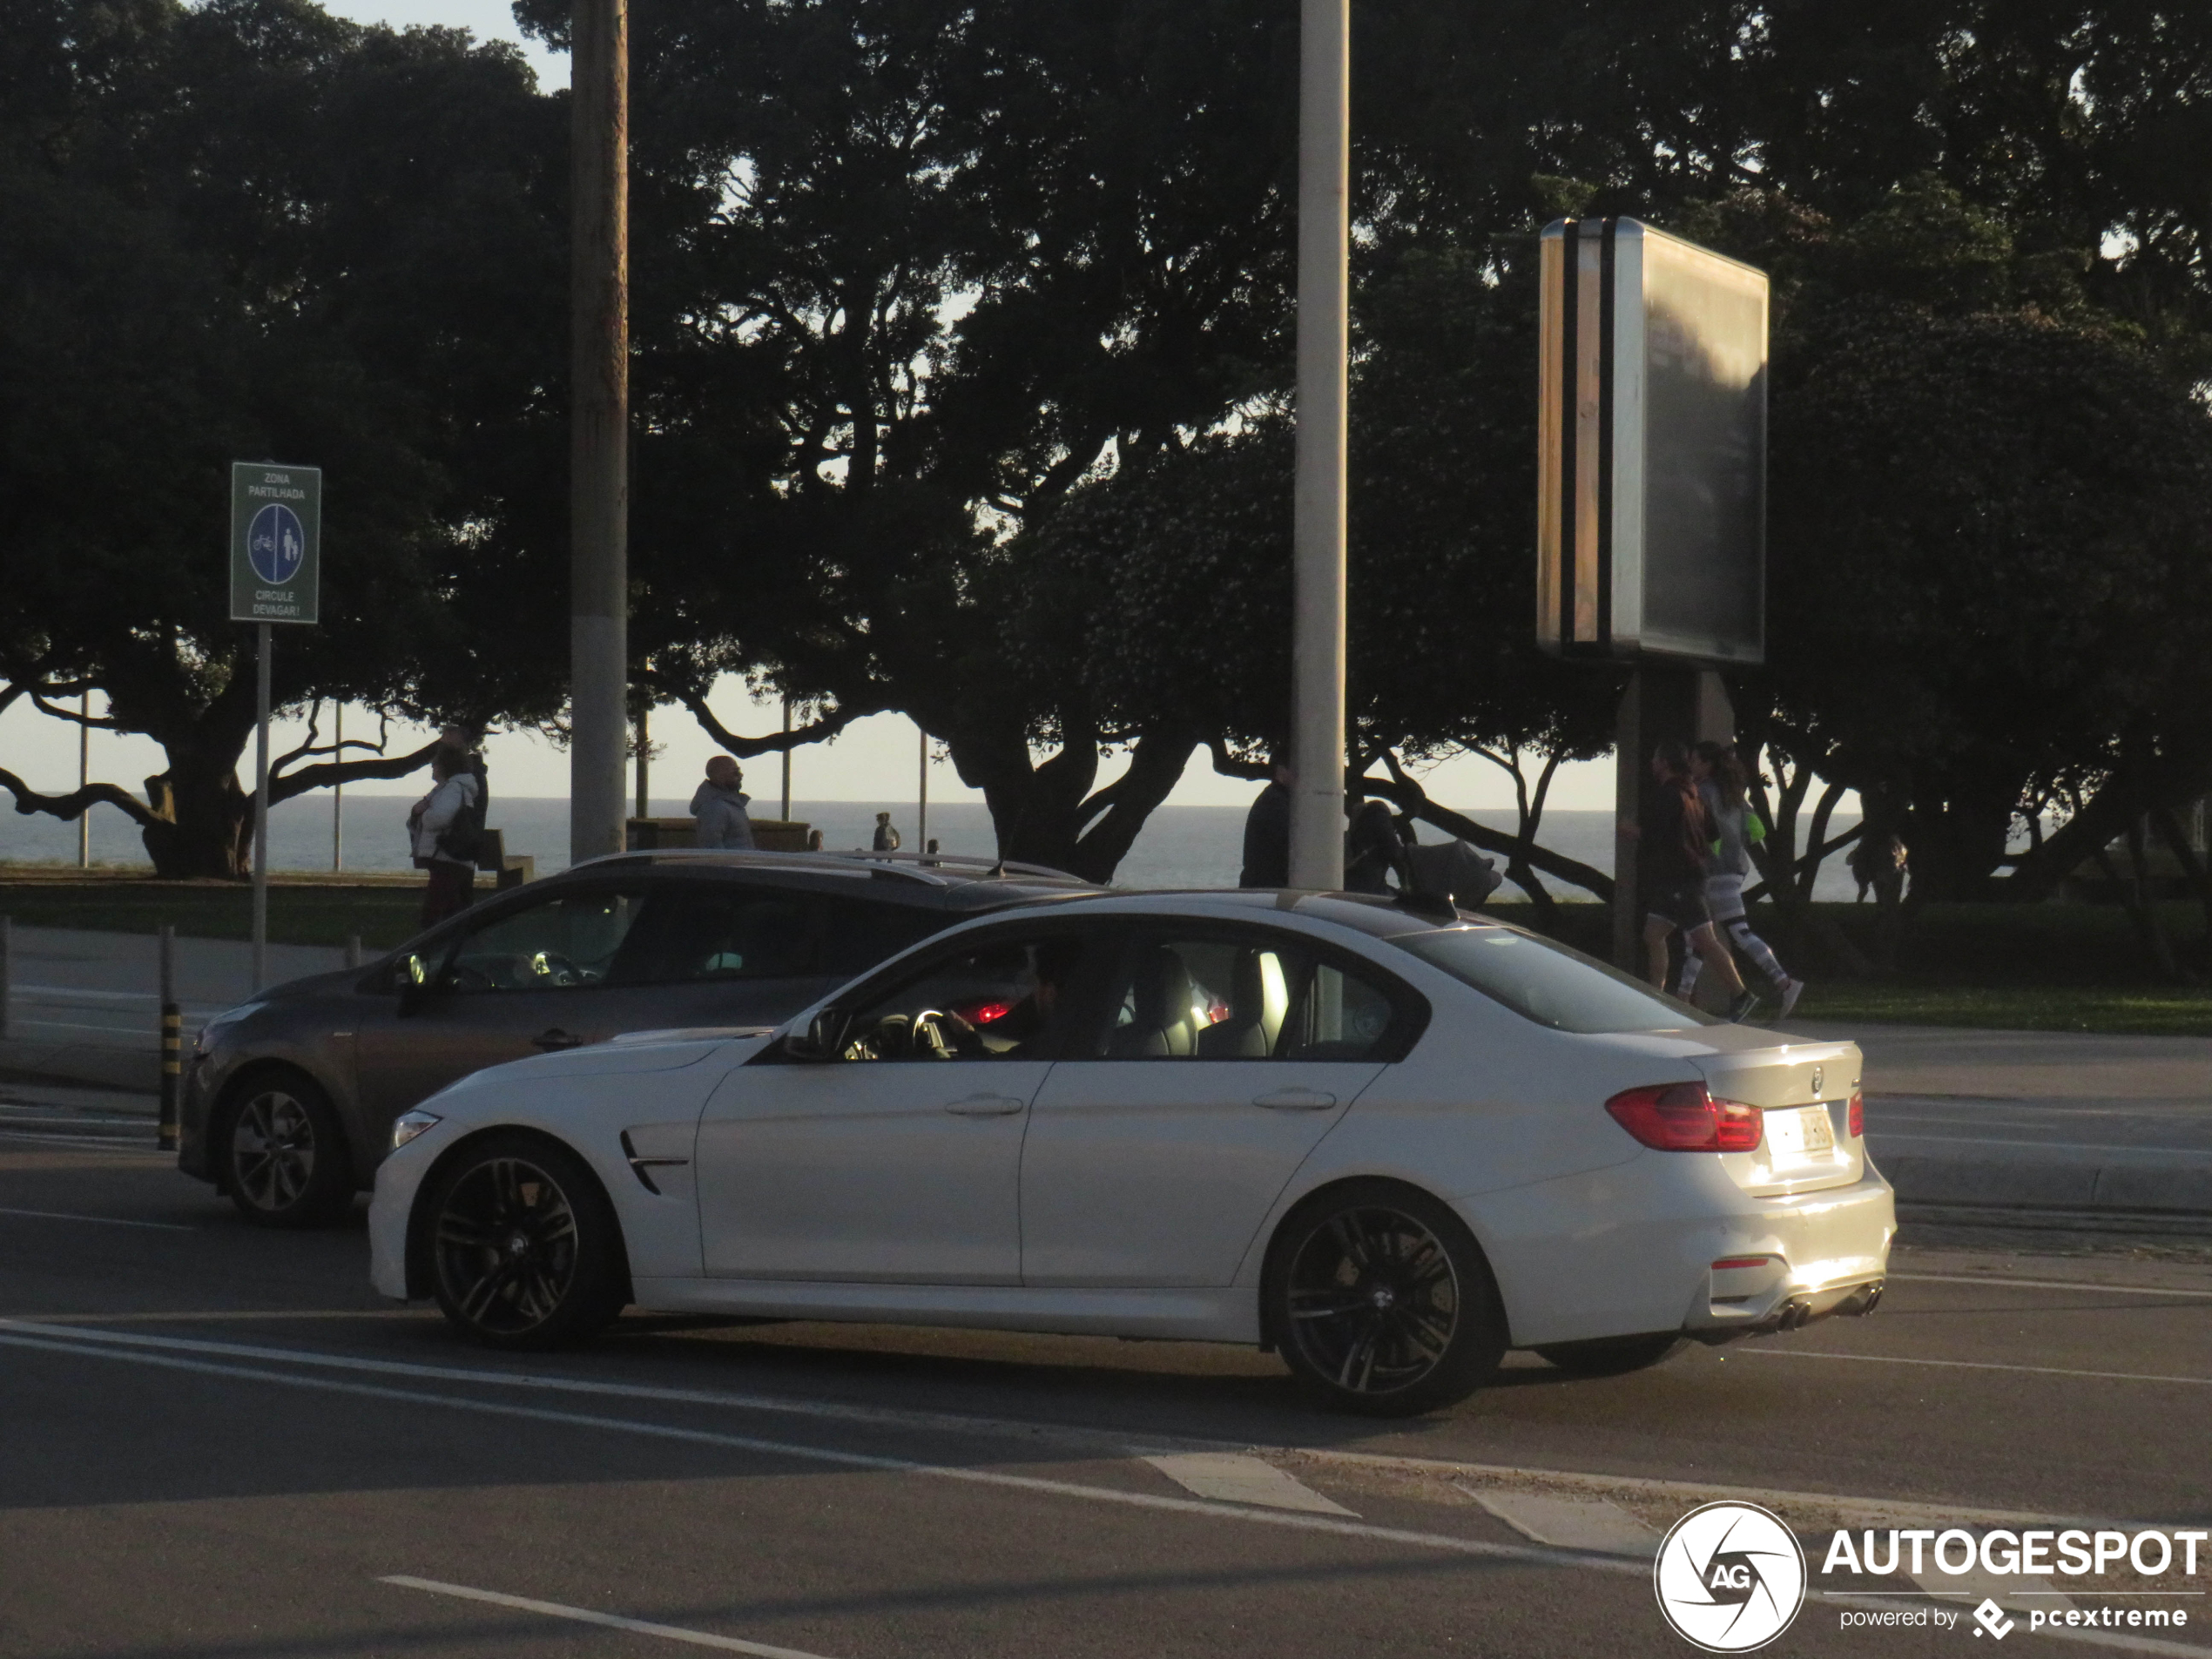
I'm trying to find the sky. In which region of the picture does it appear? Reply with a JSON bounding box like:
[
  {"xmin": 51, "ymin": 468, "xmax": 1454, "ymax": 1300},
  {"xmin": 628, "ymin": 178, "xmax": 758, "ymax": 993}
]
[{"xmin": 0, "ymin": 0, "xmax": 1629, "ymax": 819}]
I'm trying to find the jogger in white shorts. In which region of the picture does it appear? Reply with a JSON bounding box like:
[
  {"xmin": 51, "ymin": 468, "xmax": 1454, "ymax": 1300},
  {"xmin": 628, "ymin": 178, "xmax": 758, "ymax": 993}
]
[{"xmin": 1678, "ymin": 742, "xmax": 1804, "ymax": 1019}]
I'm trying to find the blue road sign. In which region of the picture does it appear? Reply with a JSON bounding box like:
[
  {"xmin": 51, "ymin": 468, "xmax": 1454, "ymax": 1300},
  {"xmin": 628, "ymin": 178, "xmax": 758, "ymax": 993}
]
[{"xmin": 246, "ymin": 502, "xmax": 306, "ymax": 586}]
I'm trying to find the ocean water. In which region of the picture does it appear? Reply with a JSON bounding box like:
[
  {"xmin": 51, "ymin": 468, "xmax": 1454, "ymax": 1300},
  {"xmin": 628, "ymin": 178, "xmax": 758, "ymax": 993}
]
[{"xmin": 3, "ymin": 792, "xmax": 1869, "ymax": 901}]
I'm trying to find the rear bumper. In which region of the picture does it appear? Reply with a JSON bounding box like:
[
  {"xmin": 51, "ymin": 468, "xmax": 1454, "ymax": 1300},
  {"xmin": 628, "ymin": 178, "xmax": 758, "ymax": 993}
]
[{"xmin": 1459, "ymin": 1158, "xmax": 1896, "ymax": 1350}]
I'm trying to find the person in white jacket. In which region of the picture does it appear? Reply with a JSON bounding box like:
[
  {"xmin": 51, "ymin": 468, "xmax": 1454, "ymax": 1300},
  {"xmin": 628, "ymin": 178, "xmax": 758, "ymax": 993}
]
[
  {"xmin": 690, "ymin": 755, "xmax": 756, "ymax": 849},
  {"xmin": 407, "ymin": 747, "xmax": 481, "ymax": 926}
]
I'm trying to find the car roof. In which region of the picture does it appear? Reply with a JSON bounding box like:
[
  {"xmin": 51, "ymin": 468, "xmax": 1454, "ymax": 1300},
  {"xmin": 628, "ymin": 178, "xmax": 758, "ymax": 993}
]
[
  {"xmin": 915, "ymin": 887, "xmax": 1471, "ymax": 937},
  {"xmin": 564, "ymin": 847, "xmax": 1100, "ymax": 908}
]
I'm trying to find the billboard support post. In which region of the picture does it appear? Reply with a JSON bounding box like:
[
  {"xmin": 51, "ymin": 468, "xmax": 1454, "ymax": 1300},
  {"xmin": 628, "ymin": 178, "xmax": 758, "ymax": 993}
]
[{"xmin": 1536, "ymin": 218, "xmax": 1766, "ymax": 973}]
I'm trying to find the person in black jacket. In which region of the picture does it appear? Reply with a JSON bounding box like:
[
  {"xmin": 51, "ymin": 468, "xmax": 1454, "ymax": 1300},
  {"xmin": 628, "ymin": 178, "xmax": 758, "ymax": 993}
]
[
  {"xmin": 1239, "ymin": 764, "xmax": 1293, "ymax": 887},
  {"xmin": 1620, "ymin": 741, "xmax": 1757, "ymax": 1020}
]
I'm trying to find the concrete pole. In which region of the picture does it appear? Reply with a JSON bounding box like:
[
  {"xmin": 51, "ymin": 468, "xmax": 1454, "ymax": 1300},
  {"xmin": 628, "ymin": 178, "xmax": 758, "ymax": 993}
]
[
  {"xmin": 1288, "ymin": 0, "xmax": 1350, "ymax": 893},
  {"xmin": 252, "ymin": 623, "xmax": 271, "ymax": 993},
  {"xmin": 568, "ymin": 0, "xmax": 630, "ymax": 867},
  {"xmin": 78, "ymin": 689, "xmax": 90, "ymax": 867}
]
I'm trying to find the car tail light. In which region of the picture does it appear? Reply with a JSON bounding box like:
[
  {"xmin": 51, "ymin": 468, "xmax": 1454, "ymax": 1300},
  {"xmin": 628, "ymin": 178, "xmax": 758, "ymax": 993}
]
[
  {"xmin": 1848, "ymin": 1089, "xmax": 1864, "ymax": 1138},
  {"xmin": 1605, "ymin": 1082, "xmax": 1764, "ymax": 1152}
]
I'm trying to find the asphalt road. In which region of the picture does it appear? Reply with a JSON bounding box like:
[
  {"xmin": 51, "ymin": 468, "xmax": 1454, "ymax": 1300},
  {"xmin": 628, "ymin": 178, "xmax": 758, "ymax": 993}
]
[{"xmin": 3, "ymin": 1109, "xmax": 2210, "ymax": 1659}]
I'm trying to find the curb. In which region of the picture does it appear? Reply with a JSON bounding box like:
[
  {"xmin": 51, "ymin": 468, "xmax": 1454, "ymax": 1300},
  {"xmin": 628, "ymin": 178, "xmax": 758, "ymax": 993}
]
[{"xmin": 1884, "ymin": 1154, "xmax": 2212, "ymax": 1236}]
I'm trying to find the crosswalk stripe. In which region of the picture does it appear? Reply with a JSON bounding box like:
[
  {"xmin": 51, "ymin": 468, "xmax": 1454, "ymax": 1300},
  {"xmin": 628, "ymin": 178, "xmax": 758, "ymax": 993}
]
[{"xmin": 1144, "ymin": 1453, "xmax": 1357, "ymax": 1515}]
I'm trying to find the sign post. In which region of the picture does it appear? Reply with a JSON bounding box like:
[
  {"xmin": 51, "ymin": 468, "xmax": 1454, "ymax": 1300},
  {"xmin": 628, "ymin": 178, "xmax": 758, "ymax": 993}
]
[
  {"xmin": 1535, "ymin": 219, "xmax": 1768, "ymax": 972},
  {"xmin": 230, "ymin": 462, "xmax": 322, "ymax": 991}
]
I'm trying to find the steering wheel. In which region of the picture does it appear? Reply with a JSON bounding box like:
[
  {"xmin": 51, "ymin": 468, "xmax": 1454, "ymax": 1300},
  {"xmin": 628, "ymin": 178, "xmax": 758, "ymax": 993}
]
[
  {"xmin": 529, "ymin": 951, "xmax": 586, "ymax": 987},
  {"xmin": 910, "ymin": 1009, "xmax": 957, "ymax": 1059}
]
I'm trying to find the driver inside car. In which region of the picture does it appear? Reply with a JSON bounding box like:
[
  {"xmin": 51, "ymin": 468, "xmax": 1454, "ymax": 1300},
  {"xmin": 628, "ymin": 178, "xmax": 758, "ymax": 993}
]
[{"xmin": 846, "ymin": 935, "xmax": 1086, "ymax": 1060}]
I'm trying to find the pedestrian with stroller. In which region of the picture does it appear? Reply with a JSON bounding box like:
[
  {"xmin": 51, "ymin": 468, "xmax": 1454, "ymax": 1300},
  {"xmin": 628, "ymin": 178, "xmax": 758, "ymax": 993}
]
[{"xmin": 1677, "ymin": 741, "xmax": 1804, "ymax": 1019}]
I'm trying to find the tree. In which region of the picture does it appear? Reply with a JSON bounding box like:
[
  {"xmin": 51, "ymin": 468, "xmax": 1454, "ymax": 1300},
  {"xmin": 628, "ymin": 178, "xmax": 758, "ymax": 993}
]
[{"xmin": 0, "ymin": 0, "xmax": 570, "ymax": 875}]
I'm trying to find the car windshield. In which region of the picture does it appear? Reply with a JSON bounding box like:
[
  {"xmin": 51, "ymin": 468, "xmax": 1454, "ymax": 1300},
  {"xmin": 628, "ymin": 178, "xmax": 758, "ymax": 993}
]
[{"xmin": 1392, "ymin": 925, "xmax": 1715, "ymax": 1034}]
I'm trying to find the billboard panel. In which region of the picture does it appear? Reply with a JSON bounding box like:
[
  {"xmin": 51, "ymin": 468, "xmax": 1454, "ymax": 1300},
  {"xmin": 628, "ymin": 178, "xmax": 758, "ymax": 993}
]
[{"xmin": 1535, "ymin": 218, "xmax": 1766, "ymax": 665}]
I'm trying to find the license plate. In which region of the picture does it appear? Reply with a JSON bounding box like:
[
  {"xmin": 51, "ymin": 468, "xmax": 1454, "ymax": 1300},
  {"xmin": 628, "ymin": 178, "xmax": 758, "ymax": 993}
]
[{"xmin": 1767, "ymin": 1104, "xmax": 1836, "ymax": 1160}]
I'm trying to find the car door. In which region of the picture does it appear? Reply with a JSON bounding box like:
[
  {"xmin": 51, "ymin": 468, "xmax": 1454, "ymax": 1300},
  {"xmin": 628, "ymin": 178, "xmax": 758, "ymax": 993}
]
[
  {"xmin": 1020, "ymin": 924, "xmax": 1418, "ymax": 1289},
  {"xmin": 692, "ymin": 922, "xmax": 1104, "ymax": 1285},
  {"xmin": 353, "ymin": 881, "xmax": 654, "ymax": 1133}
]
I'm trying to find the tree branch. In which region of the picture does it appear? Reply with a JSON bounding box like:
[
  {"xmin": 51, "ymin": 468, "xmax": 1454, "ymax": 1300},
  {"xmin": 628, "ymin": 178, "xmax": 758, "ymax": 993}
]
[
  {"xmin": 0, "ymin": 769, "xmax": 162, "ymax": 831},
  {"xmin": 668, "ymin": 685, "xmax": 870, "ymax": 758},
  {"xmin": 268, "ymin": 738, "xmax": 446, "ymax": 806},
  {"xmin": 1204, "ymin": 737, "xmax": 1271, "ymax": 782},
  {"xmin": 26, "ymin": 685, "xmax": 125, "ymax": 730},
  {"xmin": 1362, "ymin": 763, "xmax": 1614, "ymax": 901}
]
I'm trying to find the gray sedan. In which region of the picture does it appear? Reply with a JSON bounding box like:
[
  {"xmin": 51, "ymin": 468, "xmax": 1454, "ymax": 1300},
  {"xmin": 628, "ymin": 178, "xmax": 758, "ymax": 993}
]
[{"xmin": 180, "ymin": 851, "xmax": 1092, "ymax": 1226}]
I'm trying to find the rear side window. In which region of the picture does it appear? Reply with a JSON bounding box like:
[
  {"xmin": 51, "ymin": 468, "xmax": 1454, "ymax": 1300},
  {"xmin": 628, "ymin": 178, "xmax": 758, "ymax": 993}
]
[
  {"xmin": 1393, "ymin": 926, "xmax": 1713, "ymax": 1034},
  {"xmin": 629, "ymin": 886, "xmax": 822, "ymax": 983},
  {"xmin": 1089, "ymin": 931, "xmax": 1417, "ymax": 1062},
  {"xmin": 819, "ymin": 896, "xmax": 945, "ymax": 976}
]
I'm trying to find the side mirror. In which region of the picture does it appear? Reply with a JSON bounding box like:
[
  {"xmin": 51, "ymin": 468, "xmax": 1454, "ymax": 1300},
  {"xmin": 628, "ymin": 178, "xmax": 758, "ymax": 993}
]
[
  {"xmin": 394, "ymin": 954, "xmax": 438, "ymax": 1015},
  {"xmin": 784, "ymin": 1008, "xmax": 846, "ymax": 1062}
]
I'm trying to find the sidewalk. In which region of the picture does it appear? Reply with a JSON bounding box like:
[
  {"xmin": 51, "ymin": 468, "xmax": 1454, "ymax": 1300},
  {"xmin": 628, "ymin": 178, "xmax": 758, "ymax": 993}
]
[
  {"xmin": 0, "ymin": 925, "xmax": 348, "ymax": 1094},
  {"xmin": 1787, "ymin": 1021, "xmax": 2212, "ymax": 1230}
]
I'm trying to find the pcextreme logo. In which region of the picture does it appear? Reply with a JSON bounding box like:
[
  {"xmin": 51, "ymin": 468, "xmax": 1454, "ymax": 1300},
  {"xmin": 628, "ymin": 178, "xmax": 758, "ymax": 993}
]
[{"xmin": 1654, "ymin": 1501, "xmax": 1809, "ymax": 1652}]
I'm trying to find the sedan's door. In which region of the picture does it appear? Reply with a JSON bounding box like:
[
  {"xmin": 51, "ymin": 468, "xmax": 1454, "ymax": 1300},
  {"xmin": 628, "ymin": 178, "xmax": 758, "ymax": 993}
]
[
  {"xmin": 694, "ymin": 922, "xmax": 1104, "ymax": 1284},
  {"xmin": 1020, "ymin": 927, "xmax": 1419, "ymax": 1288},
  {"xmin": 353, "ymin": 882, "xmax": 653, "ymax": 1133}
]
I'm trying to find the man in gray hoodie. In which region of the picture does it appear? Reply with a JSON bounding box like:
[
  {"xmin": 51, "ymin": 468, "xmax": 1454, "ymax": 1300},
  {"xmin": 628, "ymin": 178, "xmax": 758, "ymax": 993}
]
[{"xmin": 691, "ymin": 755, "xmax": 756, "ymax": 849}]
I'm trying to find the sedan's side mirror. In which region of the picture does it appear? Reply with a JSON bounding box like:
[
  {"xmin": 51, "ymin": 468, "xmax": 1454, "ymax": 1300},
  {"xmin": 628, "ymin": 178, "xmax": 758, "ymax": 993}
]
[
  {"xmin": 784, "ymin": 1008, "xmax": 846, "ymax": 1062},
  {"xmin": 395, "ymin": 954, "xmax": 439, "ymax": 1015}
]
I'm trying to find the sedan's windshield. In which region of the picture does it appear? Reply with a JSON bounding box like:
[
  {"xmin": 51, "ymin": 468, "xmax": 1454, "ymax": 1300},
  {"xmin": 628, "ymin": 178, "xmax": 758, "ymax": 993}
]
[{"xmin": 1392, "ymin": 926, "xmax": 1715, "ymax": 1033}]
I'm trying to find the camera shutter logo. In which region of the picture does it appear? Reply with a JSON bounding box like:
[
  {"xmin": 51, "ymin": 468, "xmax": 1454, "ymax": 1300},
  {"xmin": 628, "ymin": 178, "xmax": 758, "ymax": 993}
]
[{"xmin": 1653, "ymin": 1501, "xmax": 1807, "ymax": 1651}]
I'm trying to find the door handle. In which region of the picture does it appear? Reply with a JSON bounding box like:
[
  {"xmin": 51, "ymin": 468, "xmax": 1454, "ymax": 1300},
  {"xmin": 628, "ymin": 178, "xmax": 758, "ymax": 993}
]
[
  {"xmin": 532, "ymin": 1028, "xmax": 588, "ymax": 1051},
  {"xmin": 944, "ymin": 1093, "xmax": 1027, "ymax": 1116},
  {"xmin": 1252, "ymin": 1088, "xmax": 1338, "ymax": 1111}
]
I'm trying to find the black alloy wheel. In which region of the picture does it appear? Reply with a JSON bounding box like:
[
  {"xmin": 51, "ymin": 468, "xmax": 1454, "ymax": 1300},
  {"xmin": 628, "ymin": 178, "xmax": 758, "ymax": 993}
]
[
  {"xmin": 426, "ymin": 1133, "xmax": 625, "ymax": 1350},
  {"xmin": 1269, "ymin": 1180, "xmax": 1506, "ymax": 1417},
  {"xmin": 222, "ymin": 1075, "xmax": 354, "ymax": 1228},
  {"xmin": 1534, "ymin": 1333, "xmax": 1689, "ymax": 1377}
]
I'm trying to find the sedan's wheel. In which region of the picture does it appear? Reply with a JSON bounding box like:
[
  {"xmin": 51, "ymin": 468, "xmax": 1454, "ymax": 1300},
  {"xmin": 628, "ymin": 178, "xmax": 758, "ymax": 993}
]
[
  {"xmin": 222, "ymin": 1076, "xmax": 354, "ymax": 1229},
  {"xmin": 426, "ymin": 1134, "xmax": 625, "ymax": 1350},
  {"xmin": 1534, "ymin": 1333, "xmax": 1689, "ymax": 1377},
  {"xmin": 1268, "ymin": 1181, "xmax": 1506, "ymax": 1417}
]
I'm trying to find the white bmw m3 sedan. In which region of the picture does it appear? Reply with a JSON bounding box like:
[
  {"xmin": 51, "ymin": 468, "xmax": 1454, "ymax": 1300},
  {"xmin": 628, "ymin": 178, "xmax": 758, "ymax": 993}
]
[{"xmin": 368, "ymin": 890, "xmax": 1893, "ymax": 1416}]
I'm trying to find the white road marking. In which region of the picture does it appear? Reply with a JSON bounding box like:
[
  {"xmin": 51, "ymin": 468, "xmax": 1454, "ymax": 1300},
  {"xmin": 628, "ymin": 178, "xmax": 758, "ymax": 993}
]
[
  {"xmin": 0, "ymin": 1318, "xmax": 1217, "ymax": 1457},
  {"xmin": 1889, "ymin": 1273, "xmax": 2212, "ymax": 1300},
  {"xmin": 14, "ymin": 1326, "xmax": 2210, "ymax": 1657},
  {"xmin": 381, "ymin": 1575, "xmax": 837, "ymax": 1657},
  {"xmin": 1144, "ymin": 1453, "xmax": 1356, "ymax": 1515},
  {"xmin": 1738, "ymin": 1347, "xmax": 2212, "ymax": 1388},
  {"xmin": 0, "ymin": 1328, "xmax": 1642, "ymax": 1575},
  {"xmin": 0, "ymin": 1206, "xmax": 195, "ymax": 1231},
  {"xmin": 1470, "ymin": 1492, "xmax": 1656, "ymax": 1557}
]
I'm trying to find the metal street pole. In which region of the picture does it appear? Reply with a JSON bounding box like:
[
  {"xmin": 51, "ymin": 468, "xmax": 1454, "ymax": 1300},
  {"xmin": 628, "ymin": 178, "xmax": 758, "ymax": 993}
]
[
  {"xmin": 332, "ymin": 704, "xmax": 343, "ymax": 872},
  {"xmin": 1288, "ymin": 0, "xmax": 1350, "ymax": 892},
  {"xmin": 569, "ymin": 0, "xmax": 630, "ymax": 867},
  {"xmin": 252, "ymin": 624, "xmax": 271, "ymax": 992},
  {"xmin": 779, "ymin": 698, "xmax": 792, "ymax": 823},
  {"xmin": 78, "ymin": 689, "xmax": 90, "ymax": 867},
  {"xmin": 635, "ymin": 700, "xmax": 650, "ymax": 819}
]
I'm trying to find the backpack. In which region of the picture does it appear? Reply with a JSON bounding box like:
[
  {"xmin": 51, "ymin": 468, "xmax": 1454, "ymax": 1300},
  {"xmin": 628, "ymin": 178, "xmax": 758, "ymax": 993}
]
[{"xmin": 436, "ymin": 764, "xmax": 488, "ymax": 865}]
